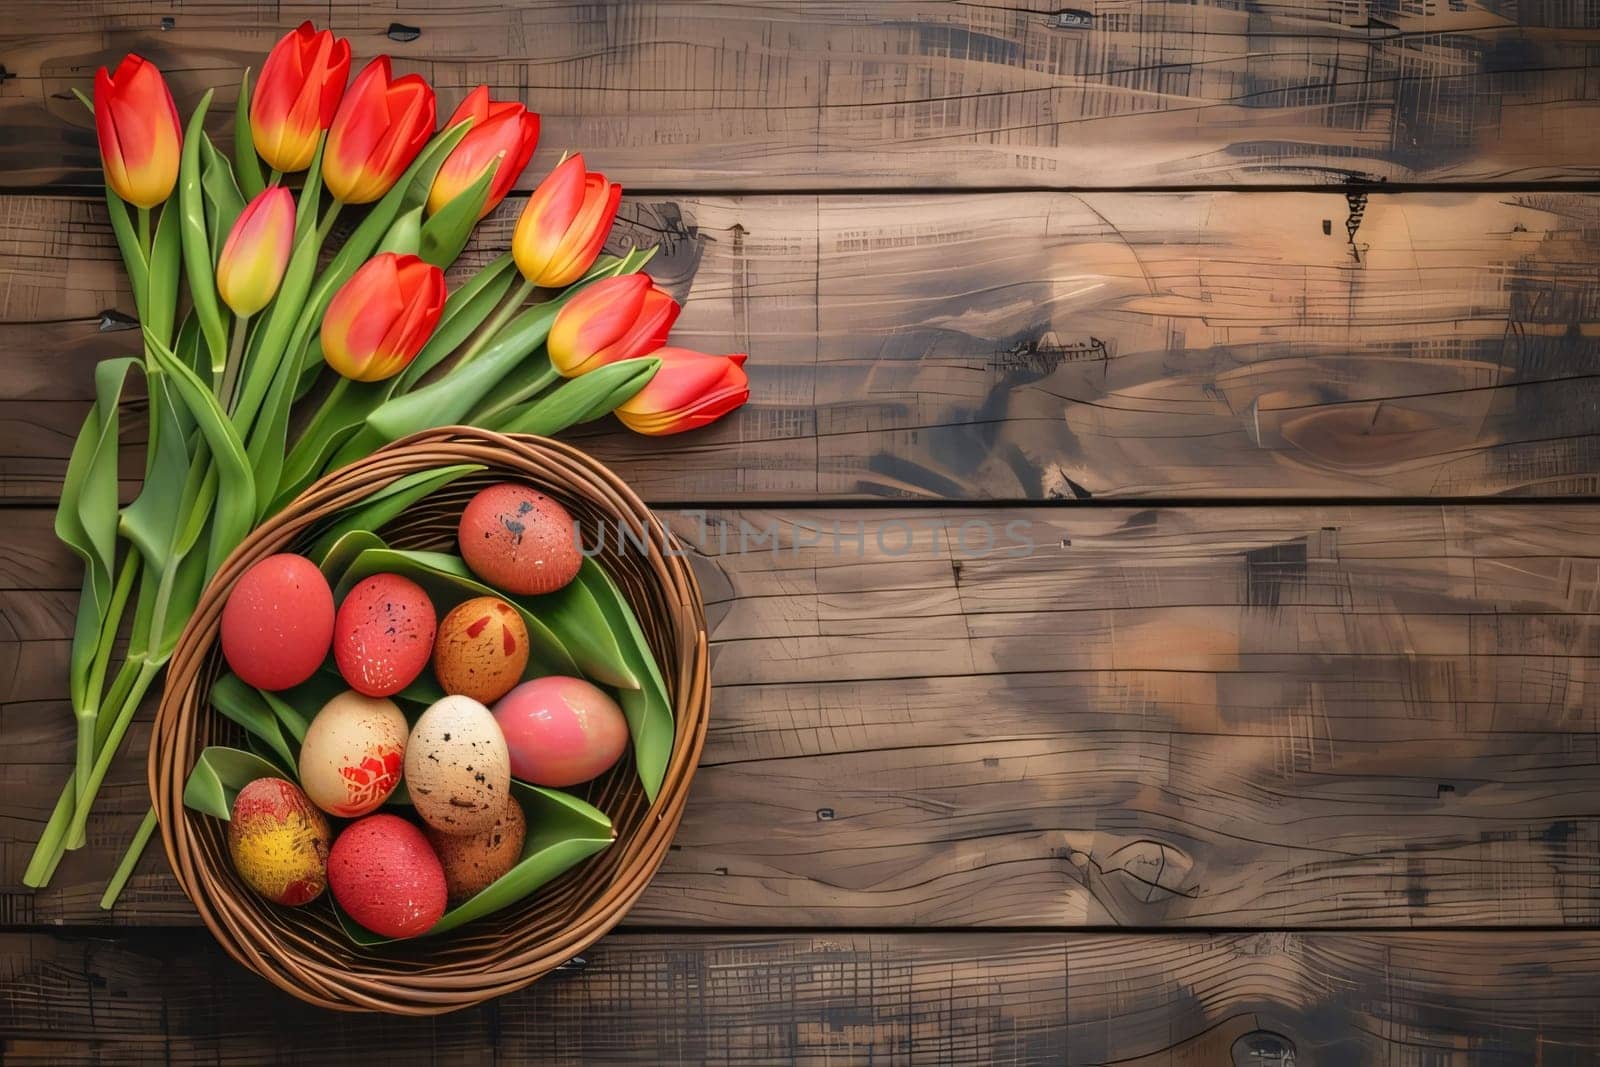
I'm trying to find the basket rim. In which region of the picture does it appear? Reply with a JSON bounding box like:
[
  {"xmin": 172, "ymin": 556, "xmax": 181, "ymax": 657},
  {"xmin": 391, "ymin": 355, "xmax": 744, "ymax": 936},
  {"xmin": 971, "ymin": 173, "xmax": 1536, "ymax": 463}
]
[{"xmin": 148, "ymin": 426, "xmax": 711, "ymax": 1015}]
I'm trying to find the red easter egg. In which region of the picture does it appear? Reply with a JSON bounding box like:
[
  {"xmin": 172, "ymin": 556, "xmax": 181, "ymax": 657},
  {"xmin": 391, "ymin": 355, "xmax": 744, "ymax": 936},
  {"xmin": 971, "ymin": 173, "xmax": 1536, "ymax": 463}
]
[
  {"xmin": 334, "ymin": 574, "xmax": 436, "ymax": 697},
  {"xmin": 220, "ymin": 553, "xmax": 335, "ymax": 690},
  {"xmin": 327, "ymin": 814, "xmax": 447, "ymax": 939},
  {"xmin": 492, "ymin": 676, "xmax": 629, "ymax": 786},
  {"xmin": 458, "ymin": 483, "xmax": 581, "ymax": 595}
]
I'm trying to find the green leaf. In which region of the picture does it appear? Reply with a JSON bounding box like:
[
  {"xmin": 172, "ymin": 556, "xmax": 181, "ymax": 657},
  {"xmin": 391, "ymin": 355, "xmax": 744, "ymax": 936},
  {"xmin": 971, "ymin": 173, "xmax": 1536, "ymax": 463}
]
[
  {"xmin": 144, "ymin": 199, "xmax": 183, "ymax": 349},
  {"xmin": 210, "ymin": 673, "xmax": 298, "ymax": 774},
  {"xmin": 305, "ymin": 464, "xmax": 483, "ymax": 559},
  {"xmin": 527, "ymin": 572, "xmax": 640, "ymax": 689},
  {"xmin": 491, "ymin": 357, "xmax": 659, "ymax": 436},
  {"xmin": 314, "ymin": 528, "xmax": 387, "ymax": 583},
  {"xmin": 200, "ymin": 134, "xmax": 245, "ymax": 268},
  {"xmin": 143, "ymin": 333, "xmax": 256, "ymax": 574},
  {"xmin": 118, "ymin": 371, "xmax": 192, "ymax": 575},
  {"xmin": 574, "ymin": 558, "xmax": 675, "ymax": 801},
  {"xmin": 178, "ymin": 89, "xmax": 228, "ymax": 374},
  {"xmin": 377, "ymin": 204, "xmax": 423, "ymax": 256},
  {"xmin": 104, "ymin": 188, "xmax": 149, "ymax": 318},
  {"xmin": 57, "ymin": 357, "xmax": 137, "ymax": 711},
  {"xmin": 182, "ymin": 746, "xmax": 285, "ymax": 819},
  {"xmin": 418, "ymin": 157, "xmax": 497, "ymax": 268},
  {"xmin": 469, "ymin": 352, "xmax": 558, "ymax": 425},
  {"xmin": 334, "ymin": 546, "xmax": 581, "ymax": 678},
  {"xmin": 335, "ymin": 781, "xmax": 613, "ymax": 944},
  {"xmin": 271, "ymin": 377, "xmax": 389, "ymax": 514},
  {"xmin": 233, "ymin": 68, "xmax": 265, "ymax": 200},
  {"xmin": 395, "ymin": 253, "xmax": 517, "ymax": 393}
]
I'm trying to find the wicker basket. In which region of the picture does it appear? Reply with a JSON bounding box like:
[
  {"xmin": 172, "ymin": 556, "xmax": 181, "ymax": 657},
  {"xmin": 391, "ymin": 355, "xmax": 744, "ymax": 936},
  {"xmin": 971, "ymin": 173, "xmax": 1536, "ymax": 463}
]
[{"xmin": 149, "ymin": 427, "xmax": 710, "ymax": 1014}]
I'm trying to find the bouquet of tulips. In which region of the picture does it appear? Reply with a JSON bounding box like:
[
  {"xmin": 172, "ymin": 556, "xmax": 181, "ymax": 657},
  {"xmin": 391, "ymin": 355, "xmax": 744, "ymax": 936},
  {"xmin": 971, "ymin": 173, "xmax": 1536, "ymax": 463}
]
[{"xmin": 25, "ymin": 24, "xmax": 749, "ymax": 904}]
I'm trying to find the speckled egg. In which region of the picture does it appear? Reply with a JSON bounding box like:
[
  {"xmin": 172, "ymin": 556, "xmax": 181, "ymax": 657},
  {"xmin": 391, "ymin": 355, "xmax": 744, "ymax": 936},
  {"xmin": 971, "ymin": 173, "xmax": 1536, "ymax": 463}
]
[
  {"xmin": 425, "ymin": 798, "xmax": 526, "ymax": 903},
  {"xmin": 299, "ymin": 690, "xmax": 408, "ymax": 817},
  {"xmin": 432, "ymin": 596, "xmax": 530, "ymax": 703},
  {"xmin": 492, "ymin": 676, "xmax": 629, "ymax": 786},
  {"xmin": 405, "ymin": 695, "xmax": 511, "ymax": 834},
  {"xmin": 328, "ymin": 814, "xmax": 447, "ymax": 939},
  {"xmin": 458, "ymin": 483, "xmax": 581, "ymax": 595},
  {"xmin": 227, "ymin": 778, "xmax": 331, "ymax": 905},
  {"xmin": 220, "ymin": 554, "xmax": 335, "ymax": 690},
  {"xmin": 334, "ymin": 573, "xmax": 436, "ymax": 697}
]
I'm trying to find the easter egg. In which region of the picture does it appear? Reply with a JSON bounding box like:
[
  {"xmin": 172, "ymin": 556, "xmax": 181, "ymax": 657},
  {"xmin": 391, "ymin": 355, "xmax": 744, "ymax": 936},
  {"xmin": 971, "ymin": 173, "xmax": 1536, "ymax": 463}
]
[
  {"xmin": 299, "ymin": 690, "xmax": 407, "ymax": 817},
  {"xmin": 405, "ymin": 695, "xmax": 512, "ymax": 834},
  {"xmin": 220, "ymin": 554, "xmax": 334, "ymax": 690},
  {"xmin": 334, "ymin": 573, "xmax": 436, "ymax": 697},
  {"xmin": 432, "ymin": 596, "xmax": 530, "ymax": 703},
  {"xmin": 227, "ymin": 778, "xmax": 331, "ymax": 905},
  {"xmin": 492, "ymin": 676, "xmax": 629, "ymax": 786},
  {"xmin": 458, "ymin": 483, "xmax": 581, "ymax": 595},
  {"xmin": 327, "ymin": 814, "xmax": 447, "ymax": 939},
  {"xmin": 426, "ymin": 799, "xmax": 526, "ymax": 903}
]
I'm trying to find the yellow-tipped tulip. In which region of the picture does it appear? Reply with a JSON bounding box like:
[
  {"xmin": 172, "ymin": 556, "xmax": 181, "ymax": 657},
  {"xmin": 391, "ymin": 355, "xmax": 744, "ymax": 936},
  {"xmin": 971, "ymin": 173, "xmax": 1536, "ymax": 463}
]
[
  {"xmin": 614, "ymin": 347, "xmax": 749, "ymax": 436},
  {"xmin": 321, "ymin": 252, "xmax": 447, "ymax": 382},
  {"xmin": 215, "ymin": 186, "xmax": 296, "ymax": 316},
  {"xmin": 93, "ymin": 55, "xmax": 182, "ymax": 208},
  {"xmin": 547, "ymin": 273, "xmax": 679, "ymax": 377},
  {"xmin": 512, "ymin": 154, "xmax": 620, "ymax": 288}
]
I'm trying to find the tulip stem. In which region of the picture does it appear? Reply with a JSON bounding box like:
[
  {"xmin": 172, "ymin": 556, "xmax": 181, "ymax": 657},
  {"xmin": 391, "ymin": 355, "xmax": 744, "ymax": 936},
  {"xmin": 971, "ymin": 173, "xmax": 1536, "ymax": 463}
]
[
  {"xmin": 220, "ymin": 314, "xmax": 250, "ymax": 412},
  {"xmin": 267, "ymin": 168, "xmax": 282, "ymax": 186},
  {"xmin": 136, "ymin": 207, "xmax": 151, "ymax": 258},
  {"xmin": 317, "ymin": 201, "xmax": 342, "ymax": 245},
  {"xmin": 455, "ymin": 279, "xmax": 534, "ymax": 372}
]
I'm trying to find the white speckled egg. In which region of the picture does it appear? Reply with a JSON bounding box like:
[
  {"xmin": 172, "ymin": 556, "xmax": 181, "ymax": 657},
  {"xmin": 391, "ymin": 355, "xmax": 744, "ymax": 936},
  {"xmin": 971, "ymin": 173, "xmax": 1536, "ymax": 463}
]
[
  {"xmin": 404, "ymin": 695, "xmax": 510, "ymax": 834},
  {"xmin": 299, "ymin": 690, "xmax": 408, "ymax": 817}
]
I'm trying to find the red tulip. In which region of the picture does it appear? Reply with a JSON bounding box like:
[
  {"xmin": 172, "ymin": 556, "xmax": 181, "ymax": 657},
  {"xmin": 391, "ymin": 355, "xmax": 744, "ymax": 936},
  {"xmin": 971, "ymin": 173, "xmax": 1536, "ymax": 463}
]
[
  {"xmin": 321, "ymin": 253, "xmax": 446, "ymax": 381},
  {"xmin": 547, "ymin": 274, "xmax": 679, "ymax": 377},
  {"xmin": 323, "ymin": 57, "xmax": 435, "ymax": 204},
  {"xmin": 93, "ymin": 55, "xmax": 181, "ymax": 209},
  {"xmin": 216, "ymin": 186, "xmax": 296, "ymax": 316},
  {"xmin": 427, "ymin": 86, "xmax": 539, "ymax": 220},
  {"xmin": 251, "ymin": 22, "xmax": 351, "ymax": 174},
  {"xmin": 512, "ymin": 154, "xmax": 620, "ymax": 288},
  {"xmin": 615, "ymin": 348, "xmax": 749, "ymax": 436}
]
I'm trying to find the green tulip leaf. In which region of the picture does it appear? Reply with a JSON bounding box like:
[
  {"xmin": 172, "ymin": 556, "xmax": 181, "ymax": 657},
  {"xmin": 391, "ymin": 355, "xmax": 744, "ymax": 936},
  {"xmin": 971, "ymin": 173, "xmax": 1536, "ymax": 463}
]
[
  {"xmin": 272, "ymin": 377, "xmax": 391, "ymax": 514},
  {"xmin": 200, "ymin": 133, "xmax": 245, "ymax": 268},
  {"xmin": 377, "ymin": 204, "xmax": 423, "ymax": 257},
  {"xmin": 334, "ymin": 547, "xmax": 580, "ymax": 679},
  {"xmin": 103, "ymin": 187, "xmax": 149, "ymax": 317},
  {"xmin": 305, "ymin": 464, "xmax": 483, "ymax": 560},
  {"xmin": 210, "ymin": 673, "xmax": 298, "ymax": 774},
  {"xmin": 178, "ymin": 89, "xmax": 228, "ymax": 374},
  {"xmin": 182, "ymin": 746, "xmax": 285, "ymax": 820},
  {"xmin": 314, "ymin": 528, "xmax": 388, "ymax": 584},
  {"xmin": 144, "ymin": 196, "xmax": 183, "ymax": 349},
  {"xmin": 333, "ymin": 780, "xmax": 613, "ymax": 944},
  {"xmin": 526, "ymin": 570, "xmax": 640, "ymax": 690},
  {"xmin": 118, "ymin": 370, "xmax": 193, "ymax": 577},
  {"xmin": 491, "ymin": 357, "xmax": 659, "ymax": 436},
  {"xmin": 233, "ymin": 68, "xmax": 266, "ymax": 200},
  {"xmin": 418, "ymin": 156, "xmax": 497, "ymax": 269},
  {"xmin": 573, "ymin": 557, "xmax": 675, "ymax": 801}
]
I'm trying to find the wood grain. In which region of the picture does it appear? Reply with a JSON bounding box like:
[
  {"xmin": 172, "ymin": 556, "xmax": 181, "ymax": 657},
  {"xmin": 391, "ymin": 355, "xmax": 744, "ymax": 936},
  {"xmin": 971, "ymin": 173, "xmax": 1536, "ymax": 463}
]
[
  {"xmin": 7, "ymin": 189, "xmax": 1600, "ymax": 502},
  {"xmin": 7, "ymin": 504, "xmax": 1600, "ymax": 929},
  {"xmin": 5, "ymin": 928, "xmax": 1600, "ymax": 1064},
  {"xmin": 4, "ymin": 1, "xmax": 1600, "ymax": 192}
]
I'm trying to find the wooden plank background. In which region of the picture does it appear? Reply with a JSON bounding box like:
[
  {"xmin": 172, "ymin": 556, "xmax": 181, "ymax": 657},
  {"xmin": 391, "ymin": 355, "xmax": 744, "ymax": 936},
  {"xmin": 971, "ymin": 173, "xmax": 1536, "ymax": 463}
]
[{"xmin": 5, "ymin": 0, "xmax": 1600, "ymax": 1061}]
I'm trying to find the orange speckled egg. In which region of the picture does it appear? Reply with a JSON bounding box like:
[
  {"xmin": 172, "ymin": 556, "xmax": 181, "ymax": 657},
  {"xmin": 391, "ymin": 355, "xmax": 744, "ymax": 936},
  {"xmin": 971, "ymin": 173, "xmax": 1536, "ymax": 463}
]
[
  {"xmin": 433, "ymin": 596, "xmax": 529, "ymax": 703},
  {"xmin": 220, "ymin": 554, "xmax": 334, "ymax": 691},
  {"xmin": 334, "ymin": 573, "xmax": 436, "ymax": 697},
  {"xmin": 299, "ymin": 690, "xmax": 408, "ymax": 817},
  {"xmin": 492, "ymin": 676, "xmax": 629, "ymax": 786},
  {"xmin": 328, "ymin": 814, "xmax": 447, "ymax": 939},
  {"xmin": 425, "ymin": 799, "xmax": 526, "ymax": 903},
  {"xmin": 226, "ymin": 778, "xmax": 331, "ymax": 905},
  {"xmin": 458, "ymin": 483, "xmax": 580, "ymax": 595}
]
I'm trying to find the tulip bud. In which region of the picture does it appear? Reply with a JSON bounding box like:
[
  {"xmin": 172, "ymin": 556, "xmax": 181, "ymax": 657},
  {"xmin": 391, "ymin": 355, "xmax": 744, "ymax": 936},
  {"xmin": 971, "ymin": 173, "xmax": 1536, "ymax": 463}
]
[
  {"xmin": 215, "ymin": 186, "xmax": 296, "ymax": 316},
  {"xmin": 251, "ymin": 21, "xmax": 351, "ymax": 174},
  {"xmin": 93, "ymin": 55, "xmax": 182, "ymax": 208},
  {"xmin": 427, "ymin": 86, "xmax": 540, "ymax": 220},
  {"xmin": 512, "ymin": 154, "xmax": 621, "ymax": 288},
  {"xmin": 321, "ymin": 252, "xmax": 446, "ymax": 382},
  {"xmin": 323, "ymin": 57, "xmax": 436, "ymax": 204},
  {"xmin": 614, "ymin": 347, "xmax": 749, "ymax": 436},
  {"xmin": 548, "ymin": 274, "xmax": 680, "ymax": 377}
]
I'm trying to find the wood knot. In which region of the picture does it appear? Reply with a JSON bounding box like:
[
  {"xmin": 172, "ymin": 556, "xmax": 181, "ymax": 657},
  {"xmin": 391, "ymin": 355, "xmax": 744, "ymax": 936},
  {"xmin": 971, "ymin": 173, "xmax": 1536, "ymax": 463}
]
[
  {"xmin": 1098, "ymin": 839, "xmax": 1197, "ymax": 904},
  {"xmin": 1232, "ymin": 1030, "xmax": 1297, "ymax": 1066}
]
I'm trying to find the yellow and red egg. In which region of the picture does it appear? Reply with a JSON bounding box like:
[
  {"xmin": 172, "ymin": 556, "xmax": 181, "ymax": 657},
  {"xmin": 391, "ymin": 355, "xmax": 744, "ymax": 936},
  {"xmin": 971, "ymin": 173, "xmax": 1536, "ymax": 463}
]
[{"xmin": 227, "ymin": 778, "xmax": 331, "ymax": 906}]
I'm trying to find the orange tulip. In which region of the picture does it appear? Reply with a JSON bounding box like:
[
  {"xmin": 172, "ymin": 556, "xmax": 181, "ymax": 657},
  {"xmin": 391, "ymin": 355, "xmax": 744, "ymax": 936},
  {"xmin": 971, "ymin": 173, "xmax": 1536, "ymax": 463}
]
[
  {"xmin": 511, "ymin": 154, "xmax": 620, "ymax": 288},
  {"xmin": 251, "ymin": 21, "xmax": 351, "ymax": 174},
  {"xmin": 215, "ymin": 186, "xmax": 296, "ymax": 316},
  {"xmin": 321, "ymin": 253, "xmax": 446, "ymax": 382},
  {"xmin": 93, "ymin": 55, "xmax": 181, "ymax": 209},
  {"xmin": 614, "ymin": 348, "xmax": 749, "ymax": 436},
  {"xmin": 427, "ymin": 86, "xmax": 539, "ymax": 220},
  {"xmin": 547, "ymin": 274, "xmax": 679, "ymax": 377},
  {"xmin": 323, "ymin": 57, "xmax": 435, "ymax": 204}
]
